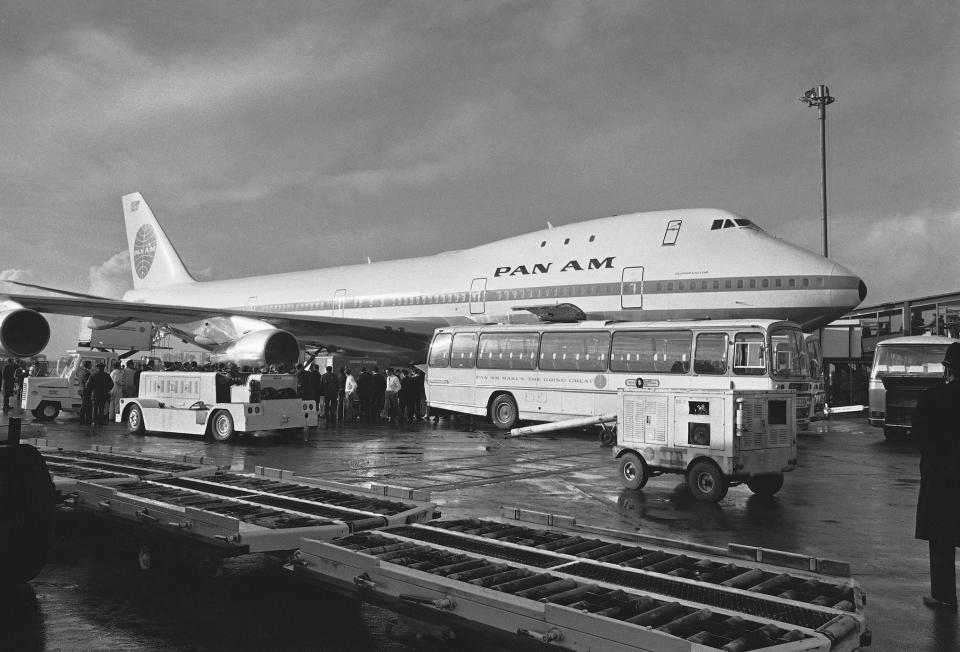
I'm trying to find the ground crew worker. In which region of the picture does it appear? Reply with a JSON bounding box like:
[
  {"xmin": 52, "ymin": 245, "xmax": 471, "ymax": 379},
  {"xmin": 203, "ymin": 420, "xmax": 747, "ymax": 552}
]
[
  {"xmin": 88, "ymin": 363, "xmax": 115, "ymax": 425},
  {"xmin": 372, "ymin": 368, "xmax": 386, "ymax": 420},
  {"xmin": 2, "ymin": 358, "xmax": 17, "ymax": 414},
  {"xmin": 109, "ymin": 361, "xmax": 123, "ymax": 419},
  {"xmin": 357, "ymin": 367, "xmax": 372, "ymax": 421},
  {"xmin": 912, "ymin": 341, "xmax": 960, "ymax": 611},
  {"xmin": 121, "ymin": 360, "xmax": 138, "ymax": 397},
  {"xmin": 77, "ymin": 360, "xmax": 94, "ymax": 424},
  {"xmin": 385, "ymin": 368, "xmax": 401, "ymax": 423},
  {"xmin": 344, "ymin": 369, "xmax": 358, "ymax": 420},
  {"xmin": 321, "ymin": 366, "xmax": 338, "ymax": 421}
]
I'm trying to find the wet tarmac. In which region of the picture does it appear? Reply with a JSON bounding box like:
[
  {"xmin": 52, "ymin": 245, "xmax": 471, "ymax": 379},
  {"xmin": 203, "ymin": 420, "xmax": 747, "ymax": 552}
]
[{"xmin": 1, "ymin": 411, "xmax": 954, "ymax": 651}]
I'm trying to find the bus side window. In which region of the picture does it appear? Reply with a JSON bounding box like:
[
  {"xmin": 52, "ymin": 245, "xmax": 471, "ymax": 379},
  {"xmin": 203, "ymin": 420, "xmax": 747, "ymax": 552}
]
[
  {"xmin": 450, "ymin": 332, "xmax": 478, "ymax": 369},
  {"xmin": 694, "ymin": 332, "xmax": 728, "ymax": 375},
  {"xmin": 733, "ymin": 332, "xmax": 765, "ymax": 375}
]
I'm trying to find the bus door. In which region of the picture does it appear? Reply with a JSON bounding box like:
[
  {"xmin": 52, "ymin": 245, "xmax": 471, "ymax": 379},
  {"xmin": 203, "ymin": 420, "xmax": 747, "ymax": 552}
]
[
  {"xmin": 621, "ymin": 267, "xmax": 644, "ymax": 309},
  {"xmin": 469, "ymin": 278, "xmax": 487, "ymax": 314},
  {"xmin": 447, "ymin": 332, "xmax": 479, "ymax": 407}
]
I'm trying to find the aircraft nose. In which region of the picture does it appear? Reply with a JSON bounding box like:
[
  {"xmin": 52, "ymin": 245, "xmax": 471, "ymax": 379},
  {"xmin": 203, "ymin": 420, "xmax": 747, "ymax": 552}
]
[{"xmin": 829, "ymin": 262, "xmax": 867, "ymax": 305}]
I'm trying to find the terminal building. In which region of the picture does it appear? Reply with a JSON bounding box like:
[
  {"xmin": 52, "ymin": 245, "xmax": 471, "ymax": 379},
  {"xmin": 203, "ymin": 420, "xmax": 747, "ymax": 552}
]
[{"xmin": 822, "ymin": 290, "xmax": 960, "ymax": 408}]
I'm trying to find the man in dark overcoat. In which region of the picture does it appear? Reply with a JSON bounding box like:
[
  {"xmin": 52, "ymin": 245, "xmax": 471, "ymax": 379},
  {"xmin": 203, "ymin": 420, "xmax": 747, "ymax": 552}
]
[
  {"xmin": 87, "ymin": 363, "xmax": 115, "ymax": 425},
  {"xmin": 2, "ymin": 358, "xmax": 17, "ymax": 414},
  {"xmin": 912, "ymin": 341, "xmax": 960, "ymax": 611}
]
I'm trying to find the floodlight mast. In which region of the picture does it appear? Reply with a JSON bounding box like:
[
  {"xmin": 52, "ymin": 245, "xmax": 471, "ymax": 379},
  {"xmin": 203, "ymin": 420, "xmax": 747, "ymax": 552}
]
[{"xmin": 799, "ymin": 85, "xmax": 835, "ymax": 258}]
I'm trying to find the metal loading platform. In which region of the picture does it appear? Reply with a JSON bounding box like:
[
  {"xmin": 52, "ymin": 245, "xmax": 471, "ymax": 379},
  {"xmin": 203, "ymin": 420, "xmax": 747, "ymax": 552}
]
[
  {"xmin": 35, "ymin": 443, "xmax": 437, "ymax": 558},
  {"xmin": 30, "ymin": 440, "xmax": 222, "ymax": 494},
  {"xmin": 291, "ymin": 510, "xmax": 868, "ymax": 651}
]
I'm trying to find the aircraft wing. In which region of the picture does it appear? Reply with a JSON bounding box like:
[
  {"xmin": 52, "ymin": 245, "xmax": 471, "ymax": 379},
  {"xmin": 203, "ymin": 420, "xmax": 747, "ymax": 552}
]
[{"xmin": 3, "ymin": 291, "xmax": 439, "ymax": 356}]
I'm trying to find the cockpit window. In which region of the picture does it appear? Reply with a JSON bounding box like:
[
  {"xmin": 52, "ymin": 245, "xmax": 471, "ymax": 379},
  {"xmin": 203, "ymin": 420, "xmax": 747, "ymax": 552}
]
[{"xmin": 711, "ymin": 217, "xmax": 763, "ymax": 231}]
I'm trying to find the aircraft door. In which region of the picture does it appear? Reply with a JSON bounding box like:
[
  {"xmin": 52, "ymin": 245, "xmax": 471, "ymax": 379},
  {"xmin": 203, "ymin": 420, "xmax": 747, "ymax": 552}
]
[
  {"xmin": 621, "ymin": 267, "xmax": 644, "ymax": 309},
  {"xmin": 469, "ymin": 278, "xmax": 487, "ymax": 314},
  {"xmin": 333, "ymin": 289, "xmax": 347, "ymax": 317}
]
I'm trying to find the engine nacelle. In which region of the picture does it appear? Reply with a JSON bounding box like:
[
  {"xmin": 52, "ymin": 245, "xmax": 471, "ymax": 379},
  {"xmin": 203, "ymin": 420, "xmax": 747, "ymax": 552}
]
[
  {"xmin": 0, "ymin": 309, "xmax": 50, "ymax": 358},
  {"xmin": 208, "ymin": 329, "xmax": 299, "ymax": 369}
]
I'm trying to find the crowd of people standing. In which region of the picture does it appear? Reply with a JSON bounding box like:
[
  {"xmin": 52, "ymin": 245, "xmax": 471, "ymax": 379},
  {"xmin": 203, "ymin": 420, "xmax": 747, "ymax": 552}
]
[{"xmin": 303, "ymin": 364, "xmax": 426, "ymax": 423}]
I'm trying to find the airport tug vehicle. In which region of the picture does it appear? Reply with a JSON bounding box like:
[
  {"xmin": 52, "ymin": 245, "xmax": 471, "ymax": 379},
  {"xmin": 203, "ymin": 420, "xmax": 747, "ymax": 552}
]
[
  {"xmin": 118, "ymin": 372, "xmax": 318, "ymax": 441},
  {"xmin": 22, "ymin": 350, "xmax": 122, "ymax": 421},
  {"xmin": 613, "ymin": 388, "xmax": 797, "ymax": 502}
]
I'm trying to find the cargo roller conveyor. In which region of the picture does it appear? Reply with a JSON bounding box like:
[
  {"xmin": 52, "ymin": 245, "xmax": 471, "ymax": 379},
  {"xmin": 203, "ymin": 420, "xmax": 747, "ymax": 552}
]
[
  {"xmin": 28, "ymin": 440, "xmax": 222, "ymax": 494},
  {"xmin": 290, "ymin": 509, "xmax": 869, "ymax": 651},
  {"xmin": 36, "ymin": 443, "xmax": 437, "ymax": 561}
]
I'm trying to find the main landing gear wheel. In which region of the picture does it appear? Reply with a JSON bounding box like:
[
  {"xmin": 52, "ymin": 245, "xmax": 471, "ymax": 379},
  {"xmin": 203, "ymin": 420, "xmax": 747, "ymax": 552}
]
[
  {"xmin": 687, "ymin": 460, "xmax": 728, "ymax": 502},
  {"xmin": 210, "ymin": 411, "xmax": 236, "ymax": 442},
  {"xmin": 599, "ymin": 425, "xmax": 616, "ymax": 447},
  {"xmin": 126, "ymin": 404, "xmax": 145, "ymax": 434},
  {"xmin": 618, "ymin": 452, "xmax": 649, "ymax": 490},
  {"xmin": 489, "ymin": 394, "xmax": 519, "ymax": 430},
  {"xmin": 746, "ymin": 473, "xmax": 784, "ymax": 497}
]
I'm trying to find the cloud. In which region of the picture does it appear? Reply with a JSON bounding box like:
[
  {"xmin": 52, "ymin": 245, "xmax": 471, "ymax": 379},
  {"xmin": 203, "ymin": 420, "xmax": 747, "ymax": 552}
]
[
  {"xmin": 0, "ymin": 269, "xmax": 35, "ymax": 286},
  {"xmin": 831, "ymin": 208, "xmax": 960, "ymax": 305},
  {"xmin": 87, "ymin": 251, "xmax": 131, "ymax": 299}
]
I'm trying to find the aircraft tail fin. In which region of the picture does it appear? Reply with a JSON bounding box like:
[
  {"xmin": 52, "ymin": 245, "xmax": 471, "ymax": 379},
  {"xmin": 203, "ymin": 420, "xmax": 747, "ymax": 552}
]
[{"xmin": 122, "ymin": 192, "xmax": 196, "ymax": 289}]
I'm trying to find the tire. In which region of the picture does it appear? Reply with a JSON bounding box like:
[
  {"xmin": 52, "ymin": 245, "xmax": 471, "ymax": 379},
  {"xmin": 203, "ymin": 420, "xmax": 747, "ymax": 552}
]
[
  {"xmin": 0, "ymin": 444, "xmax": 55, "ymax": 585},
  {"xmin": 126, "ymin": 404, "xmax": 145, "ymax": 434},
  {"xmin": 135, "ymin": 541, "xmax": 170, "ymax": 574},
  {"xmin": 883, "ymin": 425, "xmax": 907, "ymax": 440},
  {"xmin": 618, "ymin": 452, "xmax": 649, "ymax": 490},
  {"xmin": 37, "ymin": 401, "xmax": 59, "ymax": 421},
  {"xmin": 599, "ymin": 427, "xmax": 616, "ymax": 447},
  {"xmin": 137, "ymin": 542, "xmax": 156, "ymax": 572},
  {"xmin": 687, "ymin": 460, "xmax": 728, "ymax": 502},
  {"xmin": 489, "ymin": 394, "xmax": 519, "ymax": 430},
  {"xmin": 210, "ymin": 410, "xmax": 236, "ymax": 442},
  {"xmin": 746, "ymin": 473, "xmax": 784, "ymax": 497}
]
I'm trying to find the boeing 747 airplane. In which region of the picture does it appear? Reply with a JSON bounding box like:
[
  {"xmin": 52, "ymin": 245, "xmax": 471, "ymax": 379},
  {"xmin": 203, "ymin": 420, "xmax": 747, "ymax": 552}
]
[{"xmin": 0, "ymin": 192, "xmax": 866, "ymax": 366}]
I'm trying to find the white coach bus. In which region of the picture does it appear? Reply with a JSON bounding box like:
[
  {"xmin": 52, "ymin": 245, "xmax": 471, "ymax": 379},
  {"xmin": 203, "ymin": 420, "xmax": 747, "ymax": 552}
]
[{"xmin": 425, "ymin": 319, "xmax": 815, "ymax": 430}]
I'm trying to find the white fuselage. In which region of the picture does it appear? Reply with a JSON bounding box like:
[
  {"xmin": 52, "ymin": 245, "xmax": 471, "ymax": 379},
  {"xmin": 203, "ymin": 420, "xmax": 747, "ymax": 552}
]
[{"xmin": 125, "ymin": 209, "xmax": 864, "ymax": 336}]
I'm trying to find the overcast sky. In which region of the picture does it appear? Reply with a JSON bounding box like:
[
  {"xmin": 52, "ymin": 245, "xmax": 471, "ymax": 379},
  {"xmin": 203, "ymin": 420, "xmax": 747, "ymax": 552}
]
[{"xmin": 1, "ymin": 1, "xmax": 957, "ymax": 354}]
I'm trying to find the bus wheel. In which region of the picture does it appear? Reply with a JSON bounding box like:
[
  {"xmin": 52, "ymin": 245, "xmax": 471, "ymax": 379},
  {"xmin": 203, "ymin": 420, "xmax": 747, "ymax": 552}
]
[
  {"xmin": 618, "ymin": 452, "xmax": 648, "ymax": 490},
  {"xmin": 746, "ymin": 473, "xmax": 784, "ymax": 497},
  {"xmin": 489, "ymin": 394, "xmax": 518, "ymax": 430},
  {"xmin": 688, "ymin": 460, "xmax": 728, "ymax": 502},
  {"xmin": 126, "ymin": 405, "xmax": 145, "ymax": 434},
  {"xmin": 210, "ymin": 411, "xmax": 235, "ymax": 442}
]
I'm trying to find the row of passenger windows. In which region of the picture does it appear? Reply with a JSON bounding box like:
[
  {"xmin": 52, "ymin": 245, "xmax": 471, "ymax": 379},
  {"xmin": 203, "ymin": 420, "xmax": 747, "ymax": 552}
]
[
  {"xmin": 653, "ymin": 277, "xmax": 823, "ymax": 292},
  {"xmin": 429, "ymin": 330, "xmax": 771, "ymax": 376}
]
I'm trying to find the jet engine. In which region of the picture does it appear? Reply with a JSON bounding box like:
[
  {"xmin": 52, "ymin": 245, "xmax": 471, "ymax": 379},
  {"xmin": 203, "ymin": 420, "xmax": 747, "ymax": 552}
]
[
  {"xmin": 0, "ymin": 309, "xmax": 50, "ymax": 358},
  {"xmin": 208, "ymin": 329, "xmax": 300, "ymax": 369}
]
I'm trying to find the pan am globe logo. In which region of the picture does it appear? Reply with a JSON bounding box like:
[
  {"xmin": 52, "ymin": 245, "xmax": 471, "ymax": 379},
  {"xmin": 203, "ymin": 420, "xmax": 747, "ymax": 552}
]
[{"xmin": 133, "ymin": 224, "xmax": 158, "ymax": 279}]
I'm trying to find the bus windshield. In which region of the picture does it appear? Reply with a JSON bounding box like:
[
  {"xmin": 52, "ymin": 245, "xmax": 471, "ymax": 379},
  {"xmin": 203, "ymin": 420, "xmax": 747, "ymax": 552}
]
[
  {"xmin": 769, "ymin": 326, "xmax": 809, "ymax": 380},
  {"xmin": 871, "ymin": 344, "xmax": 947, "ymax": 378}
]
